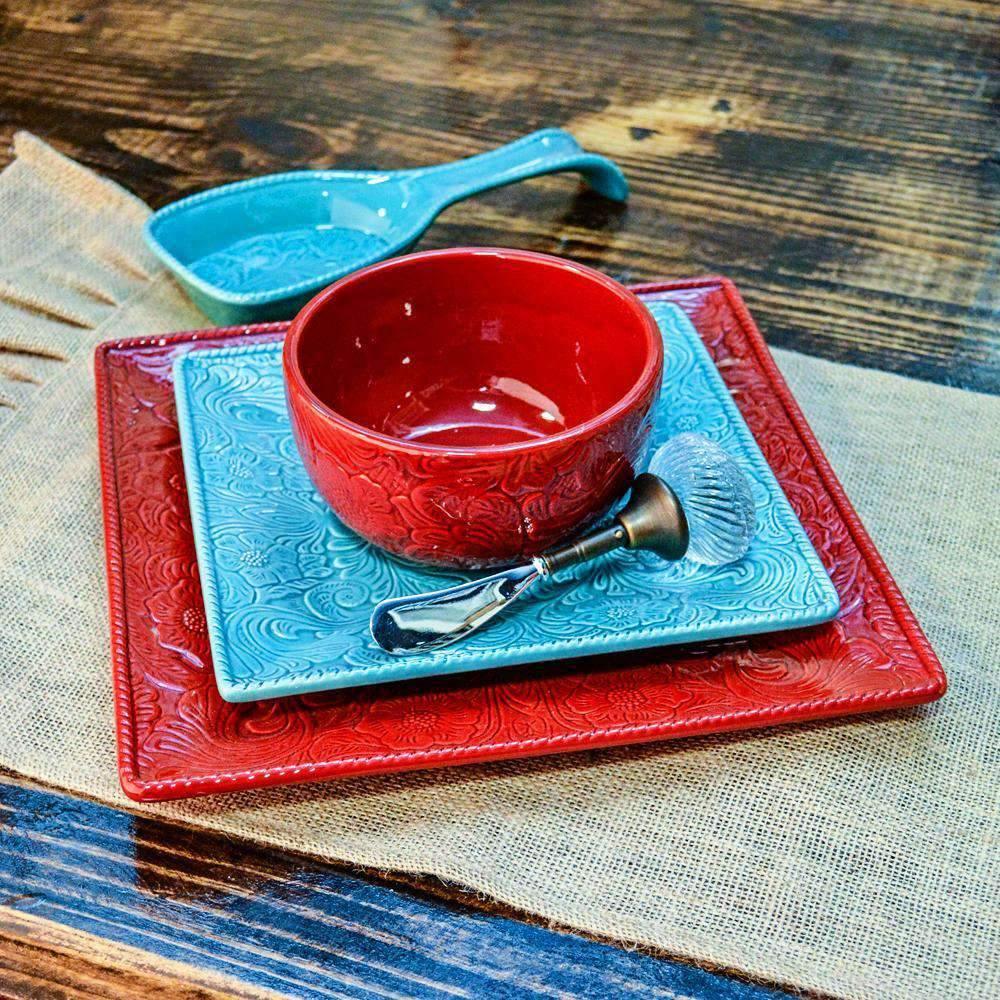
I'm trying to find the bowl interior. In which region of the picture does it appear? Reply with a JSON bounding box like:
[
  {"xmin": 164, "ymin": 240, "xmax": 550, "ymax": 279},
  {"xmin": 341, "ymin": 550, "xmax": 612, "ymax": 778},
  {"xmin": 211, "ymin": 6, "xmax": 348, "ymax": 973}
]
[{"xmin": 292, "ymin": 252, "xmax": 657, "ymax": 449}]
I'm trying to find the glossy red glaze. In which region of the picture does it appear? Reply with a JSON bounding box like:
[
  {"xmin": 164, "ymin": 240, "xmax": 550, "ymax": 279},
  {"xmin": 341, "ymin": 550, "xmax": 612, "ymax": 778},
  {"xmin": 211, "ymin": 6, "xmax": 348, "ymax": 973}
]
[
  {"xmin": 95, "ymin": 279, "xmax": 946, "ymax": 802},
  {"xmin": 283, "ymin": 249, "xmax": 663, "ymax": 567}
]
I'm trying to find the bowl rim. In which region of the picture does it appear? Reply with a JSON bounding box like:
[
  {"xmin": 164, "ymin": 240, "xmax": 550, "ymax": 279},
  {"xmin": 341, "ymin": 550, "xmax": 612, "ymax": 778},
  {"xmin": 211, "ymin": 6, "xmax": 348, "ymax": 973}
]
[{"xmin": 283, "ymin": 247, "xmax": 663, "ymax": 457}]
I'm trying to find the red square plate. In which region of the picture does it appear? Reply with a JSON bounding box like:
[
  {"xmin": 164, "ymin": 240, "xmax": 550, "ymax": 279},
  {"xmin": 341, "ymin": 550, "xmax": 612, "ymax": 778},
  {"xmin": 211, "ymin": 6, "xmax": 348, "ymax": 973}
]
[{"xmin": 96, "ymin": 278, "xmax": 946, "ymax": 801}]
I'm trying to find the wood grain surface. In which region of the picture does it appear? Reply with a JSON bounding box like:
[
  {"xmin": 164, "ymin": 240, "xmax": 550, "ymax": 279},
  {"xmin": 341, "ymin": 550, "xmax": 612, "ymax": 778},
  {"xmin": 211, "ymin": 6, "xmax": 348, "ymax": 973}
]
[
  {"xmin": 0, "ymin": 908, "xmax": 281, "ymax": 999},
  {"xmin": 0, "ymin": 772, "xmax": 793, "ymax": 1000},
  {"xmin": 2, "ymin": 0, "xmax": 997, "ymax": 390},
  {"xmin": 0, "ymin": 0, "xmax": 996, "ymax": 996}
]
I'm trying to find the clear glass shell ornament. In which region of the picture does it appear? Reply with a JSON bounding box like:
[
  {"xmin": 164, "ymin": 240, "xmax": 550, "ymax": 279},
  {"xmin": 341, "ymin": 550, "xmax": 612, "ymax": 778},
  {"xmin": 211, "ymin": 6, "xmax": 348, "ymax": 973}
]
[{"xmin": 648, "ymin": 432, "xmax": 757, "ymax": 565}]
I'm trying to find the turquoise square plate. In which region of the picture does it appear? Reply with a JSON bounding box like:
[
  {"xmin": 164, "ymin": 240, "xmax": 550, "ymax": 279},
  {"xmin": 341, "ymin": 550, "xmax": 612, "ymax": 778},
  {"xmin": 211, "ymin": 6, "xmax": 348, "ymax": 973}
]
[{"xmin": 174, "ymin": 302, "xmax": 839, "ymax": 702}]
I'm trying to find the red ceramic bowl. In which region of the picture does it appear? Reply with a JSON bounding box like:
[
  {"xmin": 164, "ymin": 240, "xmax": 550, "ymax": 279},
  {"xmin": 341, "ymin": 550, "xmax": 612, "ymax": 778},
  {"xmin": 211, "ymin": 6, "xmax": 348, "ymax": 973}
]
[{"xmin": 283, "ymin": 248, "xmax": 663, "ymax": 568}]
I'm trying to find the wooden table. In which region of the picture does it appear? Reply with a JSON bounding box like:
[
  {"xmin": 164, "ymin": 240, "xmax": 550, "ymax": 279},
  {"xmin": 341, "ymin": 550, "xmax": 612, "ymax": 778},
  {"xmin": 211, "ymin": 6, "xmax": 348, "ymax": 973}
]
[{"xmin": 1, "ymin": 0, "xmax": 996, "ymax": 996}]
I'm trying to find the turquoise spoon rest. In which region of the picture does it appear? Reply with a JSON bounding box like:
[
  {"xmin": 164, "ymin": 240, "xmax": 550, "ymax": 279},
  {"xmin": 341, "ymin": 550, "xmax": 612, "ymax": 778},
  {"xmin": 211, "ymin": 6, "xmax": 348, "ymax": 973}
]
[{"xmin": 144, "ymin": 129, "xmax": 628, "ymax": 324}]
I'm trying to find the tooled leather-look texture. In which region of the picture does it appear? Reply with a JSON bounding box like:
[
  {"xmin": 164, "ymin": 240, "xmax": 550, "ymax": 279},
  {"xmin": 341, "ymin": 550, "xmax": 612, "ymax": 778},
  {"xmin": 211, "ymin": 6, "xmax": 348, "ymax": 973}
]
[
  {"xmin": 95, "ymin": 279, "xmax": 946, "ymax": 801},
  {"xmin": 286, "ymin": 360, "xmax": 657, "ymax": 569},
  {"xmin": 173, "ymin": 306, "xmax": 839, "ymax": 701}
]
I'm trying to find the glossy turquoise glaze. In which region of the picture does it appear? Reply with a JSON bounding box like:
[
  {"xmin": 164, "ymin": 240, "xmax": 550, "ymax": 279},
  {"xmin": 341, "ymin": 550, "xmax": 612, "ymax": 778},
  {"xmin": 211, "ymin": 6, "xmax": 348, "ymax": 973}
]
[
  {"xmin": 173, "ymin": 302, "xmax": 839, "ymax": 702},
  {"xmin": 144, "ymin": 129, "xmax": 628, "ymax": 323}
]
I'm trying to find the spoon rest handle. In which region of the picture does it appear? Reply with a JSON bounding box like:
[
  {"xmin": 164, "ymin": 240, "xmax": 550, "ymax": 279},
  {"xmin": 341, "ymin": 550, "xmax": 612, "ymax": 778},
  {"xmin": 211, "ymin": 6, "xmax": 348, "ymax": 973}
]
[{"xmin": 412, "ymin": 128, "xmax": 628, "ymax": 204}]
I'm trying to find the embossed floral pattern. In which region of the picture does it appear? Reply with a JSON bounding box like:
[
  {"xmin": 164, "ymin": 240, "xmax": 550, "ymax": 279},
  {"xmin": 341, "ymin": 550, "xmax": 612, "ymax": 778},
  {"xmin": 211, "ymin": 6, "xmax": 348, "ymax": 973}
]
[
  {"xmin": 289, "ymin": 401, "xmax": 654, "ymax": 569},
  {"xmin": 146, "ymin": 580, "xmax": 207, "ymax": 646},
  {"xmin": 173, "ymin": 303, "xmax": 840, "ymax": 700},
  {"xmin": 215, "ymin": 530, "xmax": 302, "ymax": 588},
  {"xmin": 200, "ymin": 449, "xmax": 261, "ymax": 498},
  {"xmin": 353, "ymin": 692, "xmax": 486, "ymax": 751},
  {"xmin": 562, "ymin": 674, "xmax": 689, "ymax": 726},
  {"xmin": 555, "ymin": 590, "xmax": 686, "ymax": 635},
  {"xmin": 190, "ymin": 227, "xmax": 390, "ymax": 296},
  {"xmin": 97, "ymin": 283, "xmax": 944, "ymax": 801},
  {"xmin": 142, "ymin": 554, "xmax": 210, "ymax": 671},
  {"xmin": 727, "ymin": 621, "xmax": 898, "ymax": 700}
]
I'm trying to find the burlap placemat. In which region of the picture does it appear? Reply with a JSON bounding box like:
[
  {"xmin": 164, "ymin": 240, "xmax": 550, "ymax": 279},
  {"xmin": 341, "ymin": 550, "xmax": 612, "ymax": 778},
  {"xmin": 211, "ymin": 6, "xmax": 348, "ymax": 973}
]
[{"xmin": 1, "ymin": 133, "xmax": 997, "ymax": 1000}]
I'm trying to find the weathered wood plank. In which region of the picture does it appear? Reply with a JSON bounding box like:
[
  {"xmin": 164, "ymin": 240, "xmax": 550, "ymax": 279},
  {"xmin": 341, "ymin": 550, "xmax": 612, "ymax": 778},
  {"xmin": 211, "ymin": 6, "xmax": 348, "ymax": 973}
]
[
  {"xmin": 0, "ymin": 774, "xmax": 794, "ymax": 999},
  {"xmin": 0, "ymin": 907, "xmax": 281, "ymax": 999},
  {"xmin": 0, "ymin": 0, "xmax": 995, "ymax": 390}
]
